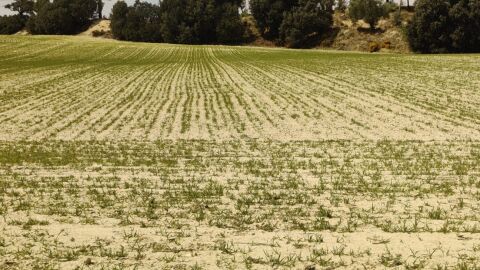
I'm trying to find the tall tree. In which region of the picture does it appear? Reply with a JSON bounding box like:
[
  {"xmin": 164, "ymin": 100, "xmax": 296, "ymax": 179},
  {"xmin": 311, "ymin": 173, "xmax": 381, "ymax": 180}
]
[
  {"xmin": 280, "ymin": 0, "xmax": 333, "ymax": 48},
  {"xmin": 0, "ymin": 0, "xmax": 34, "ymax": 34},
  {"xmin": 448, "ymin": 0, "xmax": 480, "ymax": 52},
  {"xmin": 96, "ymin": 0, "xmax": 104, "ymax": 19},
  {"xmin": 111, "ymin": 1, "xmax": 129, "ymax": 39},
  {"xmin": 27, "ymin": 0, "xmax": 97, "ymax": 34},
  {"xmin": 407, "ymin": 0, "xmax": 480, "ymax": 53},
  {"xmin": 5, "ymin": 0, "xmax": 34, "ymax": 16},
  {"xmin": 0, "ymin": 15, "xmax": 25, "ymax": 34},
  {"xmin": 250, "ymin": 0, "xmax": 298, "ymax": 40}
]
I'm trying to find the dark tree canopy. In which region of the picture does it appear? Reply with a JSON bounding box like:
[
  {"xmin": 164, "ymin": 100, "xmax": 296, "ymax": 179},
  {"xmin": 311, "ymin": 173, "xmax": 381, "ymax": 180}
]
[
  {"xmin": 0, "ymin": 0, "xmax": 34, "ymax": 34},
  {"xmin": 280, "ymin": 0, "xmax": 333, "ymax": 48},
  {"xmin": 27, "ymin": 0, "xmax": 97, "ymax": 35},
  {"xmin": 111, "ymin": 0, "xmax": 246, "ymax": 44},
  {"xmin": 448, "ymin": 0, "xmax": 480, "ymax": 52},
  {"xmin": 408, "ymin": 0, "xmax": 480, "ymax": 53},
  {"xmin": 0, "ymin": 15, "xmax": 25, "ymax": 34},
  {"xmin": 250, "ymin": 0, "xmax": 298, "ymax": 40},
  {"xmin": 250, "ymin": 0, "xmax": 333, "ymax": 46},
  {"xmin": 111, "ymin": 1, "xmax": 129, "ymax": 40}
]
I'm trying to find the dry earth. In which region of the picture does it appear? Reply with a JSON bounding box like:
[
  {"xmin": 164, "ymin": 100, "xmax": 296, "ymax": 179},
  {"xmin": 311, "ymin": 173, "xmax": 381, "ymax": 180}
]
[
  {"xmin": 0, "ymin": 36, "xmax": 479, "ymax": 270},
  {"xmin": 322, "ymin": 12, "xmax": 412, "ymax": 53},
  {"xmin": 78, "ymin": 20, "xmax": 112, "ymax": 38}
]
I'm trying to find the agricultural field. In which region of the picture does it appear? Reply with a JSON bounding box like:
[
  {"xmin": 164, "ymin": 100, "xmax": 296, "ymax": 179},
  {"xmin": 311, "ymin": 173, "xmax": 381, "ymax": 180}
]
[{"xmin": 0, "ymin": 36, "xmax": 479, "ymax": 269}]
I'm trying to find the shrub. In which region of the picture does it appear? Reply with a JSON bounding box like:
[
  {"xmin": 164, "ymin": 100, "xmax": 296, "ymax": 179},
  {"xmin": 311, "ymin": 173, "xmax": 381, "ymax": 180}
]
[
  {"xmin": 382, "ymin": 41, "xmax": 392, "ymax": 49},
  {"xmin": 241, "ymin": 15, "xmax": 261, "ymax": 43},
  {"xmin": 92, "ymin": 30, "xmax": 105, "ymax": 37},
  {"xmin": 392, "ymin": 9, "xmax": 402, "ymax": 26},
  {"xmin": 368, "ymin": 41, "xmax": 381, "ymax": 52},
  {"xmin": 279, "ymin": 0, "xmax": 333, "ymax": 48},
  {"xmin": 348, "ymin": 0, "xmax": 388, "ymax": 29},
  {"xmin": 383, "ymin": 2, "xmax": 399, "ymax": 14}
]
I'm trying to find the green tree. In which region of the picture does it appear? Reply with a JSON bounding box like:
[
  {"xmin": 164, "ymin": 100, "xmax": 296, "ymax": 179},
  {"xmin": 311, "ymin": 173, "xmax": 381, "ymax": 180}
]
[
  {"xmin": 111, "ymin": 0, "xmax": 245, "ymax": 44},
  {"xmin": 111, "ymin": 1, "xmax": 129, "ymax": 40},
  {"xmin": 250, "ymin": 0, "xmax": 298, "ymax": 40},
  {"xmin": 27, "ymin": 0, "xmax": 97, "ymax": 34},
  {"xmin": 449, "ymin": 0, "xmax": 480, "ymax": 52},
  {"xmin": 216, "ymin": 2, "xmax": 245, "ymax": 44},
  {"xmin": 408, "ymin": 0, "xmax": 480, "ymax": 53},
  {"xmin": 96, "ymin": 0, "xmax": 104, "ymax": 19},
  {"xmin": 159, "ymin": 0, "xmax": 244, "ymax": 44},
  {"xmin": 0, "ymin": 0, "xmax": 34, "ymax": 34},
  {"xmin": 5, "ymin": 0, "xmax": 34, "ymax": 16},
  {"xmin": 280, "ymin": 0, "xmax": 333, "ymax": 48},
  {"xmin": 407, "ymin": 0, "xmax": 452, "ymax": 53},
  {"xmin": 158, "ymin": 0, "xmax": 183, "ymax": 43},
  {"xmin": 0, "ymin": 15, "xmax": 25, "ymax": 34},
  {"xmin": 184, "ymin": 0, "xmax": 216, "ymax": 44},
  {"xmin": 34, "ymin": 0, "xmax": 50, "ymax": 12}
]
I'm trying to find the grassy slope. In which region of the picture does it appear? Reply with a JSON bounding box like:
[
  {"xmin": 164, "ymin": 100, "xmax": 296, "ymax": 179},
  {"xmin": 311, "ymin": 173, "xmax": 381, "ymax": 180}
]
[{"xmin": 0, "ymin": 36, "xmax": 479, "ymax": 269}]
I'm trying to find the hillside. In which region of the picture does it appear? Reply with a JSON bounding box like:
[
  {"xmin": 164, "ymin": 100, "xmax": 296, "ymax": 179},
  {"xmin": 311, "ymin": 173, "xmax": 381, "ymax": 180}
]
[
  {"xmin": 242, "ymin": 11, "xmax": 413, "ymax": 53},
  {"xmin": 78, "ymin": 20, "xmax": 112, "ymax": 38},
  {"xmin": 321, "ymin": 11, "xmax": 412, "ymax": 53}
]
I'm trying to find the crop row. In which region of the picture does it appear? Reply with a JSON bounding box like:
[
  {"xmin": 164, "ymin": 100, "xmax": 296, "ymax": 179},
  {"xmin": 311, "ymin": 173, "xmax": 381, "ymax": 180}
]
[{"xmin": 1, "ymin": 37, "xmax": 480, "ymax": 141}]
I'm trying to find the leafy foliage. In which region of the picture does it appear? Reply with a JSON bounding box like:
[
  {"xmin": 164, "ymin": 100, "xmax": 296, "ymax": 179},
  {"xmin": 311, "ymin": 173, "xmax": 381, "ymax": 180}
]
[
  {"xmin": 448, "ymin": 0, "xmax": 480, "ymax": 52},
  {"xmin": 5, "ymin": 0, "xmax": 34, "ymax": 16},
  {"xmin": 0, "ymin": 15, "xmax": 26, "ymax": 34},
  {"xmin": 348, "ymin": 0, "xmax": 388, "ymax": 29},
  {"xmin": 250, "ymin": 0, "xmax": 298, "ymax": 40},
  {"xmin": 250, "ymin": 0, "xmax": 333, "ymax": 46},
  {"xmin": 112, "ymin": 1, "xmax": 162, "ymax": 42},
  {"xmin": 111, "ymin": 0, "xmax": 245, "ymax": 44},
  {"xmin": 27, "ymin": 0, "xmax": 100, "ymax": 35},
  {"xmin": 216, "ymin": 2, "xmax": 246, "ymax": 44},
  {"xmin": 408, "ymin": 0, "xmax": 480, "ymax": 53},
  {"xmin": 279, "ymin": 0, "xmax": 333, "ymax": 48},
  {"xmin": 337, "ymin": 0, "xmax": 347, "ymax": 11},
  {"xmin": 0, "ymin": 0, "xmax": 33, "ymax": 34}
]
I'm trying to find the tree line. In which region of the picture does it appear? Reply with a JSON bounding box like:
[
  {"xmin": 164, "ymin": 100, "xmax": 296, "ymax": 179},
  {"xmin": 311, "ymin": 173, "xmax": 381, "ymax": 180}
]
[
  {"xmin": 0, "ymin": 0, "xmax": 103, "ymax": 35},
  {"xmin": 111, "ymin": 0, "xmax": 246, "ymax": 44},
  {"xmin": 1, "ymin": 0, "xmax": 479, "ymax": 53},
  {"xmin": 407, "ymin": 0, "xmax": 480, "ymax": 53}
]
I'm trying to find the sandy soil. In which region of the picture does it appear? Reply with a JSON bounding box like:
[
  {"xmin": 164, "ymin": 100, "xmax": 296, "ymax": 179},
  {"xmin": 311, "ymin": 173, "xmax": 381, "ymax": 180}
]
[{"xmin": 0, "ymin": 36, "xmax": 479, "ymax": 269}]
